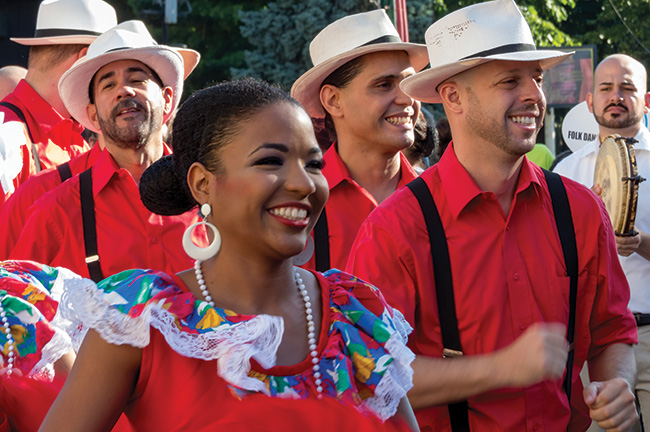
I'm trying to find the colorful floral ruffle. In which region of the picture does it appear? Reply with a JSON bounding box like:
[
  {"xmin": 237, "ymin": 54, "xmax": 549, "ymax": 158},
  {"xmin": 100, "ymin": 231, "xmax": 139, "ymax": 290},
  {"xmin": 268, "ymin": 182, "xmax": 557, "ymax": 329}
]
[
  {"xmin": 0, "ymin": 260, "xmax": 77, "ymax": 379},
  {"xmin": 59, "ymin": 268, "xmax": 414, "ymax": 420}
]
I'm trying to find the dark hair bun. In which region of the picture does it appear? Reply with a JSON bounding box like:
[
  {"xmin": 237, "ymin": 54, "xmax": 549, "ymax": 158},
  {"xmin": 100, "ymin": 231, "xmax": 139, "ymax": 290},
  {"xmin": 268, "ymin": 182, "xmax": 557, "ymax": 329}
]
[{"xmin": 139, "ymin": 154, "xmax": 196, "ymax": 216}]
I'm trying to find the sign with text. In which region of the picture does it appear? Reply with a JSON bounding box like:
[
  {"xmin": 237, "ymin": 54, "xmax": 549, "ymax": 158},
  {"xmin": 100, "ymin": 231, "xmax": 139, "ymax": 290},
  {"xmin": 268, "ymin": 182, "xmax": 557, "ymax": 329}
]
[{"xmin": 541, "ymin": 45, "xmax": 597, "ymax": 108}]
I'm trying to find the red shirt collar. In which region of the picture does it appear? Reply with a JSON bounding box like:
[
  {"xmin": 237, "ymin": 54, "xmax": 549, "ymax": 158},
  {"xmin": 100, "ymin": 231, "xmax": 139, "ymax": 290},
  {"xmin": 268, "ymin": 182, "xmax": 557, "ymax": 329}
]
[
  {"xmin": 92, "ymin": 143, "xmax": 172, "ymax": 195},
  {"xmin": 437, "ymin": 142, "xmax": 542, "ymax": 219},
  {"xmin": 322, "ymin": 143, "xmax": 418, "ymax": 190}
]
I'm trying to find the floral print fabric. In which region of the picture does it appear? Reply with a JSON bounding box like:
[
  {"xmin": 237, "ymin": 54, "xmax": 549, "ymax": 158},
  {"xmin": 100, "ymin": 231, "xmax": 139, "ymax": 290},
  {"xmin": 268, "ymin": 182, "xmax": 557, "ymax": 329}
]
[{"xmin": 84, "ymin": 268, "xmax": 414, "ymax": 419}]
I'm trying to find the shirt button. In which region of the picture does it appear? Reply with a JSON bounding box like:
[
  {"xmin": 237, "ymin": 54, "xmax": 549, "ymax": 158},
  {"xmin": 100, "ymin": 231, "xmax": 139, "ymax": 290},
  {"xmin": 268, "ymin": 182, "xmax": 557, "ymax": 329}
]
[
  {"xmin": 151, "ymin": 238, "xmax": 158, "ymax": 244},
  {"xmin": 513, "ymin": 273, "xmax": 520, "ymax": 280},
  {"xmin": 519, "ymin": 322, "xmax": 527, "ymax": 330}
]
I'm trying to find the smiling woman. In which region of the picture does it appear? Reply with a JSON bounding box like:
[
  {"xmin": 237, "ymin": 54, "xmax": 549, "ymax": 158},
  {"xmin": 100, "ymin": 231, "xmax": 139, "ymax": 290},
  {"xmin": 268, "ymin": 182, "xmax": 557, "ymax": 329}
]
[{"xmin": 39, "ymin": 79, "xmax": 418, "ymax": 432}]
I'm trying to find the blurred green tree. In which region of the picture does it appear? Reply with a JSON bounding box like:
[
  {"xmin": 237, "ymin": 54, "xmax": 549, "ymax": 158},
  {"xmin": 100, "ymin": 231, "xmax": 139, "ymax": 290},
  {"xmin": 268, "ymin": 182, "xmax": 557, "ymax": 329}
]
[
  {"xmin": 235, "ymin": 0, "xmax": 578, "ymax": 91},
  {"xmin": 119, "ymin": 0, "xmax": 266, "ymax": 96},
  {"xmin": 232, "ymin": 0, "xmax": 380, "ymax": 91}
]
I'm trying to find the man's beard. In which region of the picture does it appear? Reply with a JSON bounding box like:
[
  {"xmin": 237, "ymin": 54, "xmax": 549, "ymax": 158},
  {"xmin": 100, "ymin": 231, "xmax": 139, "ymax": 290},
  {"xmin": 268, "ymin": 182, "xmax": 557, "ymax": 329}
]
[
  {"xmin": 98, "ymin": 99, "xmax": 163, "ymax": 149},
  {"xmin": 594, "ymin": 102, "xmax": 643, "ymax": 130},
  {"xmin": 466, "ymin": 87, "xmax": 540, "ymax": 157}
]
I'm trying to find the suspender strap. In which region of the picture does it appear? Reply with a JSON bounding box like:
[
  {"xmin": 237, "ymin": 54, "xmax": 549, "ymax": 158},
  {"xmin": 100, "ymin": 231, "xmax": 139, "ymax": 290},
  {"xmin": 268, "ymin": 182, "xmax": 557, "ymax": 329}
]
[
  {"xmin": 0, "ymin": 101, "xmax": 42, "ymax": 172},
  {"xmin": 543, "ymin": 169, "xmax": 579, "ymax": 404},
  {"xmin": 313, "ymin": 208, "xmax": 330, "ymax": 272},
  {"xmin": 406, "ymin": 177, "xmax": 470, "ymax": 432},
  {"xmin": 56, "ymin": 162, "xmax": 72, "ymax": 182},
  {"xmin": 79, "ymin": 168, "xmax": 103, "ymax": 283}
]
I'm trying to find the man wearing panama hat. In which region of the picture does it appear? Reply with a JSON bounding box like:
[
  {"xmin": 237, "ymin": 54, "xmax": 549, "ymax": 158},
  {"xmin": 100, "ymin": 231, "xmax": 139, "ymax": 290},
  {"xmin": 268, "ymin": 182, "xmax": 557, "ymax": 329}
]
[
  {"xmin": 9, "ymin": 21, "xmax": 203, "ymax": 283},
  {"xmin": 348, "ymin": 0, "xmax": 638, "ymax": 430},
  {"xmin": 290, "ymin": 9, "xmax": 428, "ymax": 271},
  {"xmin": 0, "ymin": 0, "xmax": 118, "ymax": 206}
]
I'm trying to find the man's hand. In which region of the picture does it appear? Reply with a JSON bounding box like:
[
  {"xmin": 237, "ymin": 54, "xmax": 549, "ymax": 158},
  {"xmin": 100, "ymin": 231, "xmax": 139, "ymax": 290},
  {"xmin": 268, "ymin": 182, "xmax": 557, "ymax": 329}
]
[
  {"xmin": 583, "ymin": 378, "xmax": 638, "ymax": 431},
  {"xmin": 616, "ymin": 233, "xmax": 642, "ymax": 257},
  {"xmin": 591, "ymin": 184, "xmax": 602, "ymax": 196},
  {"xmin": 497, "ymin": 322, "xmax": 568, "ymax": 387}
]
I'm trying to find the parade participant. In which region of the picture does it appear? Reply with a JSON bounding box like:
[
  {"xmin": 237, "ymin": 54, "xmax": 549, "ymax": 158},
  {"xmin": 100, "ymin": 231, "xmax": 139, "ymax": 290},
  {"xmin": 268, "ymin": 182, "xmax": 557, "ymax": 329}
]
[
  {"xmin": 0, "ymin": 21, "xmax": 200, "ymax": 260},
  {"xmin": 0, "ymin": 260, "xmax": 77, "ymax": 432},
  {"xmin": 554, "ymin": 53, "xmax": 650, "ymax": 429},
  {"xmin": 347, "ymin": 0, "xmax": 638, "ymax": 430},
  {"xmin": 0, "ymin": 0, "xmax": 117, "ymax": 204},
  {"xmin": 9, "ymin": 21, "xmax": 202, "ymax": 281},
  {"xmin": 40, "ymin": 79, "xmax": 417, "ymax": 431},
  {"xmin": 290, "ymin": 9, "xmax": 428, "ymax": 270}
]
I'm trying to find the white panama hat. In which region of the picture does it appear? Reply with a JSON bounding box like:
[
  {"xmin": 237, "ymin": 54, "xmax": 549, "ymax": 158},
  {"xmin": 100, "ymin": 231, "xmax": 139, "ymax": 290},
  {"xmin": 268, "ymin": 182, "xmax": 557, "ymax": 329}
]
[
  {"xmin": 11, "ymin": 0, "xmax": 117, "ymax": 46},
  {"xmin": 401, "ymin": 0, "xmax": 574, "ymax": 103},
  {"xmin": 59, "ymin": 20, "xmax": 199, "ymax": 133},
  {"xmin": 291, "ymin": 9, "xmax": 429, "ymax": 118}
]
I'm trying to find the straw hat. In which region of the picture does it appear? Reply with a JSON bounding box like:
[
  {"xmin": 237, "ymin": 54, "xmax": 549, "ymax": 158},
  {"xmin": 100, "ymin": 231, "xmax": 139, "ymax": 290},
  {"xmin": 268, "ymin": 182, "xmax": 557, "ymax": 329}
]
[
  {"xmin": 59, "ymin": 20, "xmax": 196, "ymax": 133},
  {"xmin": 11, "ymin": 0, "xmax": 117, "ymax": 46},
  {"xmin": 401, "ymin": 0, "xmax": 573, "ymax": 103},
  {"xmin": 291, "ymin": 9, "xmax": 429, "ymax": 118}
]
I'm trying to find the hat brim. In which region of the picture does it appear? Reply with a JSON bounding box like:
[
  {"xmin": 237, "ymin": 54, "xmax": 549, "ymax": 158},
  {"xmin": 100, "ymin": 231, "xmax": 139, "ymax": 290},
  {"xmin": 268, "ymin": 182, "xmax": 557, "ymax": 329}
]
[
  {"xmin": 176, "ymin": 48, "xmax": 200, "ymax": 79},
  {"xmin": 59, "ymin": 46, "xmax": 184, "ymax": 133},
  {"xmin": 401, "ymin": 50, "xmax": 574, "ymax": 104},
  {"xmin": 291, "ymin": 42, "xmax": 429, "ymax": 118},
  {"xmin": 10, "ymin": 35, "xmax": 98, "ymax": 46}
]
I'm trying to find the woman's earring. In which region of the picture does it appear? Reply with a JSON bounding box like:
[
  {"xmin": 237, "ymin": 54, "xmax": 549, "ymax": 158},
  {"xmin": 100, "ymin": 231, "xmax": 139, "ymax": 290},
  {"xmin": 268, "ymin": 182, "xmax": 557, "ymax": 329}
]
[
  {"xmin": 292, "ymin": 236, "xmax": 314, "ymax": 266},
  {"xmin": 182, "ymin": 203, "xmax": 221, "ymax": 260}
]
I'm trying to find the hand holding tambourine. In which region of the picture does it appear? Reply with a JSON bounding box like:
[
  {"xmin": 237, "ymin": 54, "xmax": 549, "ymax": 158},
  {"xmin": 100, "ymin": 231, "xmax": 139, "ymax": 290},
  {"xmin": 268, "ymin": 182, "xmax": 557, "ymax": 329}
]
[{"xmin": 593, "ymin": 135, "xmax": 646, "ymax": 236}]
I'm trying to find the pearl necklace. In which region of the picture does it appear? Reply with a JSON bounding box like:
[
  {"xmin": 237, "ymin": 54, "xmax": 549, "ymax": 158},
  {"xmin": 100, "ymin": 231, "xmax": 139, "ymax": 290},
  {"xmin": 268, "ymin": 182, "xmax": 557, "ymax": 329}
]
[
  {"xmin": 0, "ymin": 295, "xmax": 15, "ymax": 376},
  {"xmin": 194, "ymin": 260, "xmax": 322, "ymax": 396}
]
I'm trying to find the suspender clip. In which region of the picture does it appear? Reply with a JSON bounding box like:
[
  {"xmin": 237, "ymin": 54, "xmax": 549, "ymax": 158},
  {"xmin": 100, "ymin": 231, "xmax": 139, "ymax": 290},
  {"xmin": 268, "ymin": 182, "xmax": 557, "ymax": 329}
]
[
  {"xmin": 85, "ymin": 255, "xmax": 100, "ymax": 264},
  {"xmin": 443, "ymin": 348, "xmax": 463, "ymax": 358}
]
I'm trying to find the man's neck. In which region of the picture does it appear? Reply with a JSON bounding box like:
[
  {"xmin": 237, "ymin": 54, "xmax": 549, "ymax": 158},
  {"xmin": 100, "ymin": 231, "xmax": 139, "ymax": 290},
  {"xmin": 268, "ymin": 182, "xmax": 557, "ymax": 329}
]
[
  {"xmin": 599, "ymin": 124, "xmax": 642, "ymax": 143},
  {"xmin": 24, "ymin": 70, "xmax": 70, "ymax": 118},
  {"xmin": 336, "ymin": 139, "xmax": 403, "ymax": 204},
  {"xmin": 454, "ymin": 139, "xmax": 524, "ymax": 215},
  {"xmin": 105, "ymin": 136, "xmax": 164, "ymax": 184}
]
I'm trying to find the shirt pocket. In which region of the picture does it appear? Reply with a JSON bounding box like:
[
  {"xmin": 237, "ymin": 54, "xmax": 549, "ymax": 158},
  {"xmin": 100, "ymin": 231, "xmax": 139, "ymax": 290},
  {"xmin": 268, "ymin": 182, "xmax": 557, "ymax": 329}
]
[{"xmin": 542, "ymin": 275, "xmax": 571, "ymax": 324}]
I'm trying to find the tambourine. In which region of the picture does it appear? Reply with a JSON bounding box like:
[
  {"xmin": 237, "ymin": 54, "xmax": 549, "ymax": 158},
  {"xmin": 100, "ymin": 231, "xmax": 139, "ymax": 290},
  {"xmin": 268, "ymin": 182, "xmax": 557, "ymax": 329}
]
[{"xmin": 593, "ymin": 135, "xmax": 645, "ymax": 236}]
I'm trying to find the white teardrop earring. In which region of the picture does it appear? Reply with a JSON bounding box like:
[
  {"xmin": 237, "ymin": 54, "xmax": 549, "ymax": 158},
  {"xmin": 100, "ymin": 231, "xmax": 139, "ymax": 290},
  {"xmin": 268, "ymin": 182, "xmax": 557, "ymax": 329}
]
[
  {"xmin": 292, "ymin": 236, "xmax": 315, "ymax": 266},
  {"xmin": 182, "ymin": 203, "xmax": 221, "ymax": 260}
]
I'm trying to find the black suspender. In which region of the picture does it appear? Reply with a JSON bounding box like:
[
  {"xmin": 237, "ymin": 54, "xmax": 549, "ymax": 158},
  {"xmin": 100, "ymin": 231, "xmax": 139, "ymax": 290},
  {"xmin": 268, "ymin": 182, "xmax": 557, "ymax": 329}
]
[
  {"xmin": 79, "ymin": 168, "xmax": 103, "ymax": 282},
  {"xmin": 406, "ymin": 171, "xmax": 578, "ymax": 431},
  {"xmin": 313, "ymin": 209, "xmax": 330, "ymax": 271},
  {"xmin": 406, "ymin": 177, "xmax": 470, "ymax": 432},
  {"xmin": 56, "ymin": 162, "xmax": 72, "ymax": 182},
  {"xmin": 543, "ymin": 169, "xmax": 579, "ymax": 404},
  {"xmin": 0, "ymin": 101, "xmax": 42, "ymax": 172}
]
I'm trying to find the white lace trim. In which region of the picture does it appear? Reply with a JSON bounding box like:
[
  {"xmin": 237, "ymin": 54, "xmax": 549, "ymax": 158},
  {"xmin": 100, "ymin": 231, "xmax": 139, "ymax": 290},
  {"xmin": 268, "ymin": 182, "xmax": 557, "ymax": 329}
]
[
  {"xmin": 59, "ymin": 277, "xmax": 284, "ymax": 394},
  {"xmin": 59, "ymin": 278, "xmax": 416, "ymax": 417},
  {"xmin": 360, "ymin": 308, "xmax": 415, "ymax": 420},
  {"xmin": 30, "ymin": 328, "xmax": 72, "ymax": 380},
  {"xmin": 14, "ymin": 266, "xmax": 78, "ymax": 380}
]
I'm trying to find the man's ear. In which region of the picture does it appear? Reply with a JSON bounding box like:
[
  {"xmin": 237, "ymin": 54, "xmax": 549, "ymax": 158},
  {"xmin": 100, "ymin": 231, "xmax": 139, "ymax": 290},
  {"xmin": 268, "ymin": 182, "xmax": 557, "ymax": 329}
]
[
  {"xmin": 439, "ymin": 81, "xmax": 463, "ymax": 115},
  {"xmin": 320, "ymin": 85, "xmax": 343, "ymax": 119},
  {"xmin": 586, "ymin": 92, "xmax": 595, "ymax": 114},
  {"xmin": 644, "ymin": 92, "xmax": 650, "ymax": 113},
  {"xmin": 187, "ymin": 161, "xmax": 214, "ymax": 205},
  {"xmin": 77, "ymin": 46, "xmax": 88, "ymax": 60},
  {"xmin": 162, "ymin": 86, "xmax": 174, "ymax": 116},
  {"xmin": 86, "ymin": 103, "xmax": 101, "ymax": 131}
]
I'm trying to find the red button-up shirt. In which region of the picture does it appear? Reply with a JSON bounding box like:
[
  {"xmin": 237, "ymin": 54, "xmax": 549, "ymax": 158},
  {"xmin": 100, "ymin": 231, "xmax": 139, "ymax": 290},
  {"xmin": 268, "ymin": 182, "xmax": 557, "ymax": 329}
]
[
  {"xmin": 10, "ymin": 147, "xmax": 200, "ymax": 277},
  {"xmin": 302, "ymin": 145, "xmax": 417, "ymax": 271},
  {"xmin": 0, "ymin": 80, "xmax": 89, "ymax": 204},
  {"xmin": 0, "ymin": 144, "xmax": 102, "ymax": 259},
  {"xmin": 347, "ymin": 145, "xmax": 637, "ymax": 432}
]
